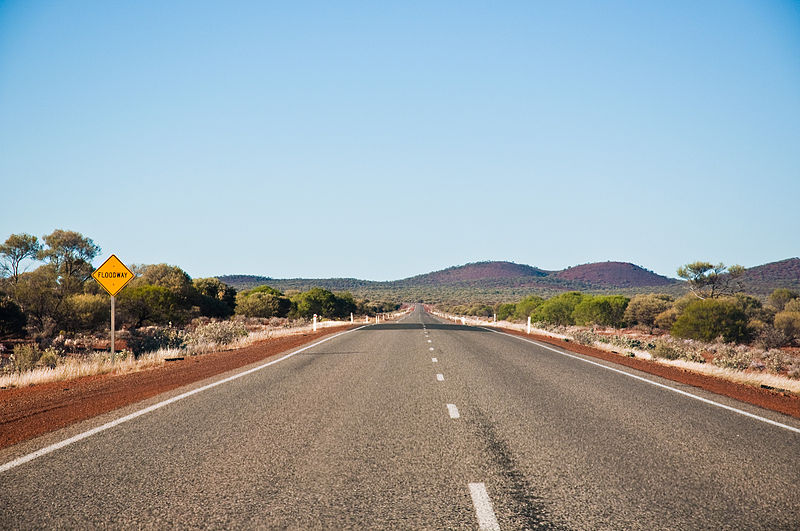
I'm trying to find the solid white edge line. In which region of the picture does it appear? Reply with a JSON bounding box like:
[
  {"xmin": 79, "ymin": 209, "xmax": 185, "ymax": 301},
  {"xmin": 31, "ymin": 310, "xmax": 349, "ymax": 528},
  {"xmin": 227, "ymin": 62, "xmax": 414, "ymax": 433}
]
[
  {"xmin": 483, "ymin": 327, "xmax": 800, "ymax": 435},
  {"xmin": 0, "ymin": 326, "xmax": 367, "ymax": 474},
  {"xmin": 447, "ymin": 403, "xmax": 460, "ymax": 419},
  {"xmin": 469, "ymin": 482, "xmax": 501, "ymax": 531}
]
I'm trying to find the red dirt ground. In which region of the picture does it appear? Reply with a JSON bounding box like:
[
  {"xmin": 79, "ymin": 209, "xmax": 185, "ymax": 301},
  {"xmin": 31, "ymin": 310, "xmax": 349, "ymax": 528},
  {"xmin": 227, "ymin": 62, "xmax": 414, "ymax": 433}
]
[
  {"xmin": 499, "ymin": 327, "xmax": 800, "ymax": 419},
  {"xmin": 0, "ymin": 326, "xmax": 355, "ymax": 451}
]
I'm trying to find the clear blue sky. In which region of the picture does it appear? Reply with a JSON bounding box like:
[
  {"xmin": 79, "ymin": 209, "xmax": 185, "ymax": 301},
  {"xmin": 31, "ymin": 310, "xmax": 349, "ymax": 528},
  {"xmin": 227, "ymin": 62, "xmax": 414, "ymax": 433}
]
[{"xmin": 1, "ymin": 1, "xmax": 798, "ymax": 281}]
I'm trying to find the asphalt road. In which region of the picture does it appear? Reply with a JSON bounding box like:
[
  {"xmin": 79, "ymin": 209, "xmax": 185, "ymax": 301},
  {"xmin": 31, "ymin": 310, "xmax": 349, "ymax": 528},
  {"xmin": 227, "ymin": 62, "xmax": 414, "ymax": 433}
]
[{"xmin": 1, "ymin": 305, "xmax": 799, "ymax": 529}]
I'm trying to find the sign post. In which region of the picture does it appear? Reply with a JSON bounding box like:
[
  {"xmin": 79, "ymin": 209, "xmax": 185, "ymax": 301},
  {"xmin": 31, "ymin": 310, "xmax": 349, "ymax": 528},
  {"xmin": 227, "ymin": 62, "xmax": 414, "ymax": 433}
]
[{"xmin": 92, "ymin": 255, "xmax": 135, "ymax": 363}]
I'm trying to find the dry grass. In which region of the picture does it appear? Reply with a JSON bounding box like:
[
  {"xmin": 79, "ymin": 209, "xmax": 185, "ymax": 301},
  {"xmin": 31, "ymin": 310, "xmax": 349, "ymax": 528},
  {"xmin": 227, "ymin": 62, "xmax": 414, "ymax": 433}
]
[{"xmin": 0, "ymin": 319, "xmax": 357, "ymax": 389}]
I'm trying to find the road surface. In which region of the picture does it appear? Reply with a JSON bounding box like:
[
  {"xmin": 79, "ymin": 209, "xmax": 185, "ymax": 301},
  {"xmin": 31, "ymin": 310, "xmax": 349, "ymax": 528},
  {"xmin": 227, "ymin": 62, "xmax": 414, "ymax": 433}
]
[{"xmin": 1, "ymin": 305, "xmax": 798, "ymax": 529}]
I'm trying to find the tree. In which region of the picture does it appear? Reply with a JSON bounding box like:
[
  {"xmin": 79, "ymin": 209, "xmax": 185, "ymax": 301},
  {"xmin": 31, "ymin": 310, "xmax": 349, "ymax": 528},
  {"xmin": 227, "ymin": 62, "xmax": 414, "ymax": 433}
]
[
  {"xmin": 291, "ymin": 288, "xmax": 345, "ymax": 319},
  {"xmin": 38, "ymin": 230, "xmax": 101, "ymax": 292},
  {"xmin": 0, "ymin": 233, "xmax": 41, "ymax": 283},
  {"xmin": 12, "ymin": 265, "xmax": 61, "ymax": 335},
  {"xmin": 235, "ymin": 291, "xmax": 291, "ymax": 318},
  {"xmin": 676, "ymin": 261, "xmax": 745, "ymax": 299},
  {"xmin": 193, "ymin": 277, "xmax": 236, "ymax": 317},
  {"xmin": 768, "ymin": 288, "xmax": 799, "ymax": 312},
  {"xmin": 0, "ymin": 298, "xmax": 26, "ymax": 337},
  {"xmin": 671, "ymin": 298, "xmax": 748, "ymax": 343},
  {"xmin": 117, "ymin": 284, "xmax": 187, "ymax": 327},
  {"xmin": 624, "ymin": 294, "xmax": 673, "ymax": 329}
]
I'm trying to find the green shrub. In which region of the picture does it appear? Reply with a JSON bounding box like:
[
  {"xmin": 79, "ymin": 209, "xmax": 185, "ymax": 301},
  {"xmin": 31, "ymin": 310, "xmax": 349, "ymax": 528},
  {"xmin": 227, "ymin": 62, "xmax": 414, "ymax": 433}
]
[
  {"xmin": 623, "ymin": 294, "xmax": 673, "ymax": 329},
  {"xmin": 37, "ymin": 347, "xmax": 61, "ymax": 369},
  {"xmin": 495, "ymin": 303, "xmax": 516, "ymax": 321},
  {"xmin": 512, "ymin": 295, "xmax": 545, "ymax": 320},
  {"xmin": 65, "ymin": 293, "xmax": 109, "ymax": 331},
  {"xmin": 236, "ymin": 291, "xmax": 292, "ymax": 318},
  {"xmin": 186, "ymin": 321, "xmax": 248, "ymax": 347},
  {"xmin": 774, "ymin": 311, "xmax": 800, "ymax": 342},
  {"xmin": 11, "ymin": 344, "xmax": 41, "ymax": 372},
  {"xmin": 572, "ymin": 295, "xmax": 629, "ymax": 327},
  {"xmin": 533, "ymin": 292, "xmax": 584, "ymax": 326},
  {"xmin": 768, "ymin": 288, "xmax": 799, "ymax": 312},
  {"xmin": 671, "ymin": 298, "xmax": 748, "ymax": 343}
]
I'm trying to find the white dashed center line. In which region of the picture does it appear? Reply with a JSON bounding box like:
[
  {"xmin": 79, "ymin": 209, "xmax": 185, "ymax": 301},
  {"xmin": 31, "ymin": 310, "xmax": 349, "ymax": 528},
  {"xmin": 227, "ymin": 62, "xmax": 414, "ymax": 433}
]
[
  {"xmin": 431, "ymin": 357, "xmax": 438, "ymax": 363},
  {"xmin": 447, "ymin": 404, "xmax": 460, "ymax": 419},
  {"xmin": 427, "ymin": 339, "xmax": 432, "ymax": 343},
  {"xmin": 429, "ymin": 347, "xmax": 435, "ymax": 351},
  {"xmin": 469, "ymin": 483, "xmax": 500, "ymax": 530},
  {"xmin": 436, "ymin": 373, "xmax": 444, "ymax": 381}
]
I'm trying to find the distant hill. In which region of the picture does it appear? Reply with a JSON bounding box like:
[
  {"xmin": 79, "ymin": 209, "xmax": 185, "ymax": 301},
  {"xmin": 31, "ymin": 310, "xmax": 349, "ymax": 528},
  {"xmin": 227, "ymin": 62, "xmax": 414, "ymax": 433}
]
[
  {"xmin": 738, "ymin": 258, "xmax": 800, "ymax": 296},
  {"xmin": 399, "ymin": 261, "xmax": 548, "ymax": 285},
  {"xmin": 218, "ymin": 260, "xmax": 687, "ymax": 303},
  {"xmin": 554, "ymin": 261, "xmax": 676, "ymax": 288}
]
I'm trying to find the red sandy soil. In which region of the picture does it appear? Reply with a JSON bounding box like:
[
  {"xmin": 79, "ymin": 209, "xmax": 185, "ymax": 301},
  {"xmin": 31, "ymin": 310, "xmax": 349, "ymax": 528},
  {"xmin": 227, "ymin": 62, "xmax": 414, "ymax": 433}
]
[
  {"xmin": 498, "ymin": 327, "xmax": 800, "ymax": 419},
  {"xmin": 0, "ymin": 326, "xmax": 355, "ymax": 451}
]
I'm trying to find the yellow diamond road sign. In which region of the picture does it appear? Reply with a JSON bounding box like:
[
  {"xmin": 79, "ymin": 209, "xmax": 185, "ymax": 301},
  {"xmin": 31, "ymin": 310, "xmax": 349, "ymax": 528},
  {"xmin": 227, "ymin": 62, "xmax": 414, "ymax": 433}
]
[{"xmin": 92, "ymin": 254, "xmax": 135, "ymax": 296}]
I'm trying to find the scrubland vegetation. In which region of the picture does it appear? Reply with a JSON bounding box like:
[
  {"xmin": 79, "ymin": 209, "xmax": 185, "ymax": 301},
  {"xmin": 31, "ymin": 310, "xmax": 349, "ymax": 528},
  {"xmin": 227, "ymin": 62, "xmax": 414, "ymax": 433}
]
[
  {"xmin": 0, "ymin": 230, "xmax": 399, "ymax": 385},
  {"xmin": 438, "ymin": 262, "xmax": 800, "ymax": 390}
]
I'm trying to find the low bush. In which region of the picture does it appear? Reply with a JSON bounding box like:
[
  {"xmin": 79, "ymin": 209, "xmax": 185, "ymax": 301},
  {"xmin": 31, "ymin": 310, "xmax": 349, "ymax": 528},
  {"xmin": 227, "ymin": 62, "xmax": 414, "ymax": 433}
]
[
  {"xmin": 651, "ymin": 341, "xmax": 681, "ymax": 360},
  {"xmin": 11, "ymin": 344, "xmax": 42, "ymax": 372},
  {"xmin": 572, "ymin": 329, "xmax": 599, "ymax": 346},
  {"xmin": 671, "ymin": 298, "xmax": 748, "ymax": 343},
  {"xmin": 127, "ymin": 326, "xmax": 186, "ymax": 356},
  {"xmin": 186, "ymin": 320, "xmax": 248, "ymax": 348},
  {"xmin": 37, "ymin": 347, "xmax": 61, "ymax": 369},
  {"xmin": 761, "ymin": 349, "xmax": 788, "ymax": 373},
  {"xmin": 712, "ymin": 346, "xmax": 751, "ymax": 370}
]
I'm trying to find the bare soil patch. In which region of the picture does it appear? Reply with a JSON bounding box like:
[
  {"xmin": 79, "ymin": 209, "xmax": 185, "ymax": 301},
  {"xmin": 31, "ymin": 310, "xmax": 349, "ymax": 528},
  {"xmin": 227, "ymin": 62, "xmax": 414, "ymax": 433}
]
[
  {"xmin": 499, "ymin": 327, "xmax": 800, "ymax": 419},
  {"xmin": 0, "ymin": 326, "xmax": 355, "ymax": 450}
]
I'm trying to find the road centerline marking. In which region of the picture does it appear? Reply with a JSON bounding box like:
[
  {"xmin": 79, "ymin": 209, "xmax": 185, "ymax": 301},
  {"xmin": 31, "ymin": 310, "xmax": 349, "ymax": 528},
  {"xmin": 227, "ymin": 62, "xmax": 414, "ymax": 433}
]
[
  {"xmin": 432, "ymin": 357, "xmax": 438, "ymax": 363},
  {"xmin": 483, "ymin": 327, "xmax": 800, "ymax": 435},
  {"xmin": 469, "ymin": 482, "xmax": 501, "ymax": 531},
  {"xmin": 436, "ymin": 373, "xmax": 444, "ymax": 381},
  {"xmin": 447, "ymin": 403, "xmax": 460, "ymax": 419},
  {"xmin": 0, "ymin": 326, "xmax": 367, "ymax": 475}
]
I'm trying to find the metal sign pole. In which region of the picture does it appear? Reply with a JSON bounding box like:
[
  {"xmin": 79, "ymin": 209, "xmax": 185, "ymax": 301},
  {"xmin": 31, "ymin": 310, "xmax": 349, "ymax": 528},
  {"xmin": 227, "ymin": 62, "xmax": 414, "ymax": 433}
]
[{"xmin": 111, "ymin": 295, "xmax": 116, "ymax": 363}]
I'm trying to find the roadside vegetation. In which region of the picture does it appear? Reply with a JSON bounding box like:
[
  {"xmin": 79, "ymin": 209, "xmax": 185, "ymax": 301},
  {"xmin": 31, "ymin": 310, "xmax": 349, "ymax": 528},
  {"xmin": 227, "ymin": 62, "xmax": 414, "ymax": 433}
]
[
  {"xmin": 0, "ymin": 230, "xmax": 401, "ymax": 387},
  {"xmin": 437, "ymin": 261, "xmax": 800, "ymax": 392}
]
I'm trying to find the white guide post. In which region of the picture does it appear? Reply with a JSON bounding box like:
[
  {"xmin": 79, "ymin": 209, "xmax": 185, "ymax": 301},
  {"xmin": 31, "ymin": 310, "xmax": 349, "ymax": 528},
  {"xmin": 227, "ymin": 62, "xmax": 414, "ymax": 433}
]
[
  {"xmin": 527, "ymin": 316, "xmax": 531, "ymax": 334},
  {"xmin": 313, "ymin": 314, "xmax": 317, "ymax": 332},
  {"xmin": 350, "ymin": 312, "xmax": 354, "ymax": 323}
]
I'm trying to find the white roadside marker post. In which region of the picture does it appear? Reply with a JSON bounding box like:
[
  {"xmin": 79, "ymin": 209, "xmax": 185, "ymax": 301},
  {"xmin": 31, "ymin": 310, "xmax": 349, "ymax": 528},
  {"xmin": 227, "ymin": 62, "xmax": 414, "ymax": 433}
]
[
  {"xmin": 313, "ymin": 314, "xmax": 317, "ymax": 332},
  {"xmin": 527, "ymin": 316, "xmax": 531, "ymax": 334},
  {"xmin": 350, "ymin": 312, "xmax": 354, "ymax": 323}
]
